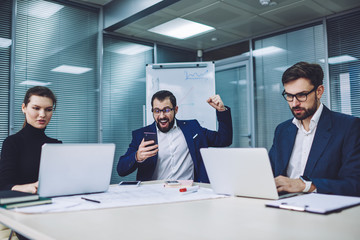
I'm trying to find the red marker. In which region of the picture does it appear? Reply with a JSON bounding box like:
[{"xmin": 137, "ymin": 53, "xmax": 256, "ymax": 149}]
[{"xmin": 179, "ymin": 186, "xmax": 199, "ymax": 193}]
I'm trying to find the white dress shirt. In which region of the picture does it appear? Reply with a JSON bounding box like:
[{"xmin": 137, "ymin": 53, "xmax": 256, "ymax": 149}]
[
  {"xmin": 151, "ymin": 121, "xmax": 194, "ymax": 180},
  {"xmin": 287, "ymin": 103, "xmax": 324, "ymax": 179}
]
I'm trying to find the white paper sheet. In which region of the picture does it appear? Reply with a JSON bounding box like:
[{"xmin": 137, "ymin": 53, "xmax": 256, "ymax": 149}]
[
  {"xmin": 14, "ymin": 184, "xmax": 227, "ymax": 213},
  {"xmin": 266, "ymin": 193, "xmax": 360, "ymax": 214}
]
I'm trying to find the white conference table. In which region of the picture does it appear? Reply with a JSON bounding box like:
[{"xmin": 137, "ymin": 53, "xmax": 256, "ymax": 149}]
[{"xmin": 0, "ymin": 182, "xmax": 360, "ymax": 240}]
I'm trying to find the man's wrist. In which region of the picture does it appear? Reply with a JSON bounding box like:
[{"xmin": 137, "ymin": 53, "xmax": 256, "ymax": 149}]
[
  {"xmin": 135, "ymin": 151, "xmax": 144, "ymax": 163},
  {"xmin": 218, "ymin": 106, "xmax": 227, "ymax": 112},
  {"xmin": 300, "ymin": 176, "xmax": 312, "ymax": 192}
]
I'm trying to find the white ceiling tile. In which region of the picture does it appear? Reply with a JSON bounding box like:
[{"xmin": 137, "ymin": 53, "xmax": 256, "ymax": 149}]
[
  {"xmin": 223, "ymin": 0, "xmax": 304, "ymax": 14},
  {"xmin": 173, "ymin": 29, "xmax": 245, "ymax": 49},
  {"xmin": 313, "ymin": 0, "xmax": 360, "ymax": 12},
  {"xmin": 72, "ymin": 0, "xmax": 360, "ymax": 51},
  {"xmin": 128, "ymin": 11, "xmax": 175, "ymax": 30},
  {"xmin": 261, "ymin": 1, "xmax": 333, "ymax": 26},
  {"xmin": 161, "ymin": 0, "xmax": 219, "ymax": 16},
  {"xmin": 224, "ymin": 15, "xmax": 284, "ymax": 37},
  {"xmin": 183, "ymin": 2, "xmax": 254, "ymax": 27}
]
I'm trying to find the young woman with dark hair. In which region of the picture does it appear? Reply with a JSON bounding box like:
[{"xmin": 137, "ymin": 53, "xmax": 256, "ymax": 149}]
[{"xmin": 0, "ymin": 86, "xmax": 62, "ymax": 193}]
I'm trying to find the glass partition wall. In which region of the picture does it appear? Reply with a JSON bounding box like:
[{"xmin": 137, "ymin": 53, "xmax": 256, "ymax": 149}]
[
  {"xmin": 216, "ymin": 60, "xmax": 253, "ymax": 148},
  {"xmin": 327, "ymin": 11, "xmax": 360, "ymax": 118},
  {"xmin": 102, "ymin": 36, "xmax": 154, "ymax": 183},
  {"xmin": 0, "ymin": 0, "xmax": 12, "ymax": 150},
  {"xmin": 253, "ymin": 24, "xmax": 327, "ymax": 150},
  {"xmin": 14, "ymin": 0, "xmax": 99, "ymax": 143}
]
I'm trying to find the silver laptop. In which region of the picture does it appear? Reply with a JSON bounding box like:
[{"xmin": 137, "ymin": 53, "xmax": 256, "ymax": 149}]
[
  {"xmin": 38, "ymin": 143, "xmax": 116, "ymax": 198},
  {"xmin": 200, "ymin": 147, "xmax": 280, "ymax": 200}
]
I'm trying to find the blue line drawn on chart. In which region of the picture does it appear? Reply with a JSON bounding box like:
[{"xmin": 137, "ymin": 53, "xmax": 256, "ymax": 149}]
[{"xmin": 185, "ymin": 70, "xmax": 208, "ymax": 80}]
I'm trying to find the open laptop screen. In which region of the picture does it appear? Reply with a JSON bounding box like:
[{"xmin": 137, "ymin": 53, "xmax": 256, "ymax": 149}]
[
  {"xmin": 200, "ymin": 148, "xmax": 279, "ymax": 200},
  {"xmin": 38, "ymin": 143, "xmax": 115, "ymax": 198}
]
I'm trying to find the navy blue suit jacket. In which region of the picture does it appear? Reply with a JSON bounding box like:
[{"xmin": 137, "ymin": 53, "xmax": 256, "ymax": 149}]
[
  {"xmin": 117, "ymin": 108, "xmax": 232, "ymax": 183},
  {"xmin": 269, "ymin": 106, "xmax": 360, "ymax": 196}
]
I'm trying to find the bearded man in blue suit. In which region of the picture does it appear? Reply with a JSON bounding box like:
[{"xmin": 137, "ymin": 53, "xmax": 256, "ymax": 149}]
[
  {"xmin": 118, "ymin": 90, "xmax": 232, "ymax": 183},
  {"xmin": 270, "ymin": 62, "xmax": 360, "ymax": 196}
]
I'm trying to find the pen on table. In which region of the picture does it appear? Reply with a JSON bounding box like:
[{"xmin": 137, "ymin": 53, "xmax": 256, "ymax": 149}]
[
  {"xmin": 179, "ymin": 185, "xmax": 199, "ymax": 193},
  {"xmin": 81, "ymin": 197, "xmax": 101, "ymax": 204}
]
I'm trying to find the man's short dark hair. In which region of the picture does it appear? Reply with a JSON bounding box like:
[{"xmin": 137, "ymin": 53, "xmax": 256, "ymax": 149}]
[
  {"xmin": 151, "ymin": 90, "xmax": 177, "ymax": 108},
  {"xmin": 282, "ymin": 62, "xmax": 324, "ymax": 87}
]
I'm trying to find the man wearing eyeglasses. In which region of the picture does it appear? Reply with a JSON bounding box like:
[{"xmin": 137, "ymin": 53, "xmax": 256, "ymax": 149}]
[
  {"xmin": 117, "ymin": 90, "xmax": 232, "ymax": 183},
  {"xmin": 269, "ymin": 61, "xmax": 360, "ymax": 196}
]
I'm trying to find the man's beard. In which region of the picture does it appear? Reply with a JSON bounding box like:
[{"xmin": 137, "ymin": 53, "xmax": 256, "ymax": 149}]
[
  {"xmin": 157, "ymin": 117, "xmax": 175, "ymax": 133},
  {"xmin": 291, "ymin": 98, "xmax": 318, "ymax": 121}
]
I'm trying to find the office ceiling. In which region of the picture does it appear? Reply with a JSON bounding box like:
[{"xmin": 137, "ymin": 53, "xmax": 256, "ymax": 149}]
[{"xmin": 72, "ymin": 0, "xmax": 360, "ymax": 51}]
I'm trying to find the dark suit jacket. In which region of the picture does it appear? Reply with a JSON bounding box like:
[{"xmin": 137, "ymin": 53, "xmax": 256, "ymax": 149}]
[
  {"xmin": 269, "ymin": 106, "xmax": 360, "ymax": 196},
  {"xmin": 117, "ymin": 108, "xmax": 233, "ymax": 183}
]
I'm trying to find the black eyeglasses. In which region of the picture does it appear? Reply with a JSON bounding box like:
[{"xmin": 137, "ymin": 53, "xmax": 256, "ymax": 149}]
[
  {"xmin": 282, "ymin": 86, "xmax": 317, "ymax": 102},
  {"xmin": 152, "ymin": 107, "xmax": 174, "ymax": 115}
]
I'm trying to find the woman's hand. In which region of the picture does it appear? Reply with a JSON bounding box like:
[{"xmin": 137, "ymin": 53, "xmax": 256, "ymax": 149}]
[{"xmin": 11, "ymin": 181, "xmax": 39, "ymax": 194}]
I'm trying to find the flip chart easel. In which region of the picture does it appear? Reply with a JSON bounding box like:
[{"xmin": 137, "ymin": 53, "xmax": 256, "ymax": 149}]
[{"xmin": 146, "ymin": 62, "xmax": 216, "ymax": 130}]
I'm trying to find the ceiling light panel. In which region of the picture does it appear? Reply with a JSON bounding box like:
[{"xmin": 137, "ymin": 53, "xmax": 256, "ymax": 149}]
[
  {"xmin": 21, "ymin": 0, "xmax": 64, "ymax": 19},
  {"xmin": 148, "ymin": 18, "xmax": 215, "ymax": 39},
  {"xmin": 106, "ymin": 42, "xmax": 153, "ymax": 55},
  {"xmin": 0, "ymin": 38, "xmax": 12, "ymax": 48},
  {"xmin": 252, "ymin": 46, "xmax": 285, "ymax": 56},
  {"xmin": 51, "ymin": 65, "xmax": 92, "ymax": 74},
  {"xmin": 20, "ymin": 80, "xmax": 51, "ymax": 86},
  {"xmin": 320, "ymin": 55, "xmax": 358, "ymax": 65}
]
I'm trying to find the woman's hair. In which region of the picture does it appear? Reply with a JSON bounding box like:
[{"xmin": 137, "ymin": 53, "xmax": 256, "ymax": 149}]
[
  {"xmin": 23, "ymin": 86, "xmax": 57, "ymax": 109},
  {"xmin": 22, "ymin": 86, "xmax": 57, "ymax": 128}
]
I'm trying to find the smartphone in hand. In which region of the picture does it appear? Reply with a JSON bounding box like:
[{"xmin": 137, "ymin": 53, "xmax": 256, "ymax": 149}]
[{"xmin": 144, "ymin": 132, "xmax": 157, "ymax": 146}]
